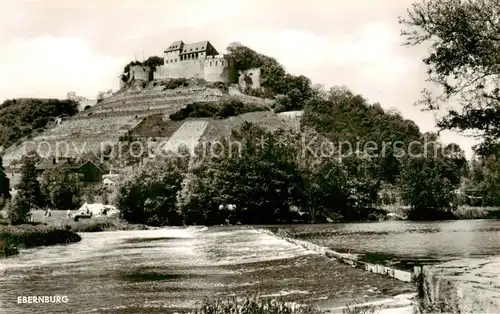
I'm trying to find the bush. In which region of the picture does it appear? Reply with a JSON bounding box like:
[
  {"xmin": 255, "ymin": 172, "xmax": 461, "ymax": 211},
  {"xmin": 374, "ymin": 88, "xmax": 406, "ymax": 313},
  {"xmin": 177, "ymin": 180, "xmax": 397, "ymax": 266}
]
[
  {"xmin": 5, "ymin": 197, "xmax": 31, "ymax": 225},
  {"xmin": 399, "ymin": 156, "xmax": 459, "ymax": 220},
  {"xmin": 169, "ymin": 99, "xmax": 266, "ymax": 121},
  {"xmin": 206, "ymin": 81, "xmax": 229, "ymax": 92},
  {"xmin": 163, "ymin": 78, "xmax": 189, "ymax": 90},
  {"xmin": 40, "ymin": 169, "xmax": 83, "ymax": 211},
  {"xmin": 0, "ymin": 98, "xmax": 79, "ymax": 148},
  {"xmin": 117, "ymin": 156, "xmax": 188, "ymax": 226},
  {"xmin": 191, "ymin": 296, "xmax": 321, "ymax": 314},
  {"xmin": 0, "ymin": 224, "xmax": 81, "ymax": 258}
]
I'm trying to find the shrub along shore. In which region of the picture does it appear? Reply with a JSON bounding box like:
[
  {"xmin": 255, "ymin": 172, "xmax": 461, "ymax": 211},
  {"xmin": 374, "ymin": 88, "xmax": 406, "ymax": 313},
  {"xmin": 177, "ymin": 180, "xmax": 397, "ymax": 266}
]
[
  {"xmin": 0, "ymin": 212, "xmax": 150, "ymax": 258},
  {"xmin": 0, "ymin": 223, "xmax": 81, "ymax": 258}
]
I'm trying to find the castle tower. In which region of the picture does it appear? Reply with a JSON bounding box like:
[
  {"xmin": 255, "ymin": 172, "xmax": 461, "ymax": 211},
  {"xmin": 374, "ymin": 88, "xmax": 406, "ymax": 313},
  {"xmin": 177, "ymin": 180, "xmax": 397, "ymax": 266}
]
[{"xmin": 163, "ymin": 40, "xmax": 184, "ymax": 65}]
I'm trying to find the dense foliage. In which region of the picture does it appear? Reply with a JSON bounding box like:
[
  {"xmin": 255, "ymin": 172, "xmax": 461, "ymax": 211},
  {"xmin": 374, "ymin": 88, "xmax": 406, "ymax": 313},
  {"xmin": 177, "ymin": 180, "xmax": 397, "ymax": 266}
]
[
  {"xmin": 400, "ymin": 0, "xmax": 500, "ymax": 155},
  {"xmin": 162, "ymin": 78, "xmax": 190, "ymax": 89},
  {"xmin": 0, "ymin": 156, "xmax": 10, "ymax": 200},
  {"xmin": 114, "ymin": 81, "xmax": 492, "ymax": 224},
  {"xmin": 40, "ymin": 169, "xmax": 83, "ymax": 211},
  {"xmin": 169, "ymin": 99, "xmax": 267, "ymax": 121},
  {"xmin": 191, "ymin": 296, "xmax": 321, "ymax": 314},
  {"xmin": 117, "ymin": 156, "xmax": 188, "ymax": 226},
  {"xmin": 461, "ymin": 154, "xmax": 500, "ymax": 206},
  {"xmin": 226, "ymin": 43, "xmax": 314, "ymax": 110},
  {"xmin": 182, "ymin": 124, "xmax": 304, "ymax": 224},
  {"xmin": 303, "ymin": 87, "xmax": 422, "ymax": 143},
  {"xmin": 6, "ymin": 157, "xmax": 41, "ymax": 224},
  {"xmin": 0, "ymin": 98, "xmax": 78, "ymax": 148},
  {"xmin": 0, "ymin": 225, "xmax": 81, "ymax": 258},
  {"xmin": 121, "ymin": 56, "xmax": 164, "ymax": 82}
]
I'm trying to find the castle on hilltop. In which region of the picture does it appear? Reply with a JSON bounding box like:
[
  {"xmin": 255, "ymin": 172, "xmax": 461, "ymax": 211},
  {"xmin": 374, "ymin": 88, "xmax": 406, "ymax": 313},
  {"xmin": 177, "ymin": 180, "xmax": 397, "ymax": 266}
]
[{"xmin": 123, "ymin": 40, "xmax": 241, "ymax": 86}]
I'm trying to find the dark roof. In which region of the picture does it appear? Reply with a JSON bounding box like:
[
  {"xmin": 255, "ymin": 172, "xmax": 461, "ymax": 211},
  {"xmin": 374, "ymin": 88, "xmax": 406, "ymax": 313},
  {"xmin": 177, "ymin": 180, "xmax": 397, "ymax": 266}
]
[
  {"xmin": 36, "ymin": 160, "xmax": 105, "ymax": 173},
  {"xmin": 165, "ymin": 40, "xmax": 185, "ymax": 52},
  {"xmin": 179, "ymin": 41, "xmax": 217, "ymax": 56}
]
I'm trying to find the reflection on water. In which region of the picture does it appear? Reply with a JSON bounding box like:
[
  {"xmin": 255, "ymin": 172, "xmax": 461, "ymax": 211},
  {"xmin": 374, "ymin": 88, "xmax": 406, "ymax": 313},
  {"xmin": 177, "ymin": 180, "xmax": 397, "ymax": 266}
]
[
  {"xmin": 273, "ymin": 219, "xmax": 500, "ymax": 268},
  {"xmin": 0, "ymin": 226, "xmax": 413, "ymax": 314}
]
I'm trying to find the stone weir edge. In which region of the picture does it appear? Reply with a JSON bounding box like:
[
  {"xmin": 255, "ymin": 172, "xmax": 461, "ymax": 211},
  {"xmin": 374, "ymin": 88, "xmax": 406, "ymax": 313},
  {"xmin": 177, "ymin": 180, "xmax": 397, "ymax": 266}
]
[{"xmin": 251, "ymin": 227, "xmax": 422, "ymax": 283}]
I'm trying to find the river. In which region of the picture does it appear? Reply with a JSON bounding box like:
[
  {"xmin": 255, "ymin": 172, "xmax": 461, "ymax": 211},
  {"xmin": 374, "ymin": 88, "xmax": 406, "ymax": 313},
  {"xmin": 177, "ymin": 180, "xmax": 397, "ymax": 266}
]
[
  {"xmin": 268, "ymin": 219, "xmax": 500, "ymax": 269},
  {"xmin": 0, "ymin": 220, "xmax": 498, "ymax": 313}
]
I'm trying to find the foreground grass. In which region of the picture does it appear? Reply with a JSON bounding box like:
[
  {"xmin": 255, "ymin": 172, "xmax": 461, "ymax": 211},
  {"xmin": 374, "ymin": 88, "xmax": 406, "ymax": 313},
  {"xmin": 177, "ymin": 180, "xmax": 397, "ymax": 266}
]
[
  {"xmin": 25, "ymin": 210, "xmax": 150, "ymax": 232},
  {"xmin": 190, "ymin": 296, "xmax": 376, "ymax": 314},
  {"xmin": 0, "ymin": 224, "xmax": 81, "ymax": 258},
  {"xmin": 191, "ymin": 297, "xmax": 321, "ymax": 314}
]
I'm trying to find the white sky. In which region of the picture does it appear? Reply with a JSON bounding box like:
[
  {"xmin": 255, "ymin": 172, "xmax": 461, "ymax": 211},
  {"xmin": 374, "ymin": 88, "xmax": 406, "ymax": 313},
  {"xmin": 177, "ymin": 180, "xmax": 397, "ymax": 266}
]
[{"xmin": 0, "ymin": 0, "xmax": 479, "ymax": 157}]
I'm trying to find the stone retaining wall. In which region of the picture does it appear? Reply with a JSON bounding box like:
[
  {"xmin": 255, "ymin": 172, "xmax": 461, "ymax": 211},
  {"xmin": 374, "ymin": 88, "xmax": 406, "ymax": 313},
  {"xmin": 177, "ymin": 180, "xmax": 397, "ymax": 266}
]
[{"xmin": 419, "ymin": 257, "xmax": 500, "ymax": 313}]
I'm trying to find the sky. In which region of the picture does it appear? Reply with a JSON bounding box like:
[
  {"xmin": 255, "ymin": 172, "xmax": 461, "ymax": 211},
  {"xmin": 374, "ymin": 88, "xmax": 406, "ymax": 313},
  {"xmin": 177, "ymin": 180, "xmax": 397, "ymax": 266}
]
[{"xmin": 0, "ymin": 0, "xmax": 479, "ymax": 157}]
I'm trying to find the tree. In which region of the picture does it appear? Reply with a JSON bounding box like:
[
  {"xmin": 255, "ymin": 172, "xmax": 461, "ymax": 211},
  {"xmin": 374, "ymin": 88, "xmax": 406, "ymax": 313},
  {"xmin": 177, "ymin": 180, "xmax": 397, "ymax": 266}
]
[
  {"xmin": 40, "ymin": 169, "xmax": 83, "ymax": 211},
  {"xmin": 5, "ymin": 196, "xmax": 31, "ymax": 224},
  {"xmin": 0, "ymin": 155, "xmax": 11, "ymax": 199},
  {"xmin": 463, "ymin": 154, "xmax": 500, "ymax": 206},
  {"xmin": 17, "ymin": 156, "xmax": 44, "ymax": 209},
  {"xmin": 400, "ymin": 0, "xmax": 500, "ymax": 154},
  {"xmin": 117, "ymin": 156, "xmax": 188, "ymax": 226},
  {"xmin": 398, "ymin": 156, "xmax": 458, "ymax": 220},
  {"xmin": 183, "ymin": 124, "xmax": 304, "ymax": 225},
  {"xmin": 143, "ymin": 56, "xmax": 164, "ymax": 71}
]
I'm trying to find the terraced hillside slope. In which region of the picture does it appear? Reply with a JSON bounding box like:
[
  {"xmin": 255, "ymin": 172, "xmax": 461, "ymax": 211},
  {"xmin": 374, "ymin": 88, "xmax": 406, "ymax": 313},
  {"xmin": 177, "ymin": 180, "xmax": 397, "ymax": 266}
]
[{"xmin": 2, "ymin": 85, "xmax": 280, "ymax": 167}]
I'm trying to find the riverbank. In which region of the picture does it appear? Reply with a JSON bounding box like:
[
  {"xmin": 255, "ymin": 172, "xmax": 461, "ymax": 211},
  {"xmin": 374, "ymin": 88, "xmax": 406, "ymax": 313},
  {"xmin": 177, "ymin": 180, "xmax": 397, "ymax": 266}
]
[
  {"xmin": 418, "ymin": 257, "xmax": 500, "ymax": 313},
  {"xmin": 380, "ymin": 205, "xmax": 500, "ymax": 220},
  {"xmin": 2, "ymin": 209, "xmax": 152, "ymax": 232},
  {"xmin": 0, "ymin": 224, "xmax": 81, "ymax": 258}
]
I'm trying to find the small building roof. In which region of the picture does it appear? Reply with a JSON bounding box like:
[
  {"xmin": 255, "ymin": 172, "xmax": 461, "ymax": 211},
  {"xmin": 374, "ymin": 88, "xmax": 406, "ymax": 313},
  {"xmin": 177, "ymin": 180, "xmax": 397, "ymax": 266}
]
[{"xmin": 36, "ymin": 159, "xmax": 105, "ymax": 173}]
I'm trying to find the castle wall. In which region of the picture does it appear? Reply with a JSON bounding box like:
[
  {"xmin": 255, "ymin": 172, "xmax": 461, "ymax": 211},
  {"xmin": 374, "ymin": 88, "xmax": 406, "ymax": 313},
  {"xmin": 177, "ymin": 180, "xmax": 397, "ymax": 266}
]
[
  {"xmin": 129, "ymin": 65, "xmax": 152, "ymax": 82},
  {"xmin": 154, "ymin": 59, "xmax": 205, "ymax": 80},
  {"xmin": 238, "ymin": 68, "xmax": 261, "ymax": 89},
  {"xmin": 204, "ymin": 57, "xmax": 235, "ymax": 82},
  {"xmin": 154, "ymin": 56, "xmax": 236, "ymax": 83}
]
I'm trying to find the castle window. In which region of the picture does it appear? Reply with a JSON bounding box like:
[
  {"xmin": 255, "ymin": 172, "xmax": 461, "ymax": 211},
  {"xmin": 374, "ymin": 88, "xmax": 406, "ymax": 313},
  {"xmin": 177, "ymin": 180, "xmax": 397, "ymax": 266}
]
[
  {"xmin": 210, "ymin": 61, "xmax": 212, "ymax": 66},
  {"xmin": 215, "ymin": 61, "xmax": 218, "ymax": 66}
]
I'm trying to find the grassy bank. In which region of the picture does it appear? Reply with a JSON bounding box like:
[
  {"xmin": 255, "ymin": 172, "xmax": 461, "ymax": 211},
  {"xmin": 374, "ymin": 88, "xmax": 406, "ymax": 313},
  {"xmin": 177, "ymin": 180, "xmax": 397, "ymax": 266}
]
[
  {"xmin": 62, "ymin": 217, "xmax": 150, "ymax": 232},
  {"xmin": 190, "ymin": 297, "xmax": 321, "ymax": 314},
  {"xmin": 452, "ymin": 206, "xmax": 500, "ymax": 219},
  {"xmin": 0, "ymin": 224, "xmax": 81, "ymax": 258},
  {"xmin": 189, "ymin": 296, "xmax": 377, "ymax": 314},
  {"xmin": 27, "ymin": 210, "xmax": 150, "ymax": 232}
]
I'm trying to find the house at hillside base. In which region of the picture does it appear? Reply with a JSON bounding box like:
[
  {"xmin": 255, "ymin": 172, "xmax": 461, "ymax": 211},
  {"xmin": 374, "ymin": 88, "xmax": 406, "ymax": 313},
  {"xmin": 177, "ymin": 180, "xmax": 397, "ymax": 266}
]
[{"xmin": 36, "ymin": 159, "xmax": 107, "ymax": 182}]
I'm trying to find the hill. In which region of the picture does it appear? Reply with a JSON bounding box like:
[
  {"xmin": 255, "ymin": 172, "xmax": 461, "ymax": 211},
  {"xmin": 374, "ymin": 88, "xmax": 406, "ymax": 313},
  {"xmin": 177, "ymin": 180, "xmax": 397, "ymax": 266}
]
[
  {"xmin": 1, "ymin": 81, "xmax": 276, "ymax": 167},
  {"xmin": 0, "ymin": 98, "xmax": 78, "ymax": 151}
]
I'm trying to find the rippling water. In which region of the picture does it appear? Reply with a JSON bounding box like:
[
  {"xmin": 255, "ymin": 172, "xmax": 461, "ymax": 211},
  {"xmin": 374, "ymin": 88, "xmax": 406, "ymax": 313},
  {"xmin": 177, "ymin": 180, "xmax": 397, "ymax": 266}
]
[
  {"xmin": 0, "ymin": 226, "xmax": 413, "ymax": 314},
  {"xmin": 272, "ymin": 219, "xmax": 500, "ymax": 268}
]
